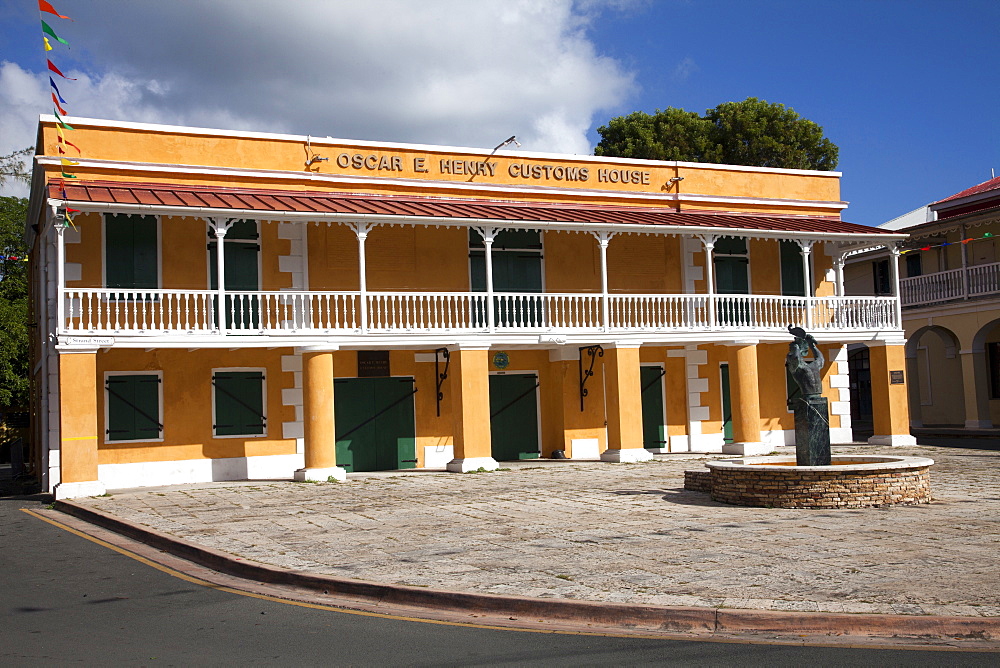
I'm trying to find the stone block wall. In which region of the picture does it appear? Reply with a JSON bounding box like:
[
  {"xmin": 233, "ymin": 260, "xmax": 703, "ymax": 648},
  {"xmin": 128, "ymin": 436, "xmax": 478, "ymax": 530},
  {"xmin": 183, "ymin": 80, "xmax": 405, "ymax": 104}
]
[{"xmin": 683, "ymin": 470, "xmax": 712, "ymax": 493}]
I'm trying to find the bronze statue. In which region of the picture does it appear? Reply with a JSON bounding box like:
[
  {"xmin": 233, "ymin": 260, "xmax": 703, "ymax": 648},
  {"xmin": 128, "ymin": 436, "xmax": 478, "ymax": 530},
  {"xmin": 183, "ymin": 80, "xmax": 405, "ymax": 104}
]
[
  {"xmin": 786, "ymin": 326, "xmax": 831, "ymax": 466},
  {"xmin": 785, "ymin": 326, "xmax": 825, "ymax": 398}
]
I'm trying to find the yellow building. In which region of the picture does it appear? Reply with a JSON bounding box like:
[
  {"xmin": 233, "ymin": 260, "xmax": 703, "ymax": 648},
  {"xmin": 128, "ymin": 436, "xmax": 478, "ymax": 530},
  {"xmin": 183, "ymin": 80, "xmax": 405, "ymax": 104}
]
[{"xmin": 26, "ymin": 116, "xmax": 911, "ymax": 499}]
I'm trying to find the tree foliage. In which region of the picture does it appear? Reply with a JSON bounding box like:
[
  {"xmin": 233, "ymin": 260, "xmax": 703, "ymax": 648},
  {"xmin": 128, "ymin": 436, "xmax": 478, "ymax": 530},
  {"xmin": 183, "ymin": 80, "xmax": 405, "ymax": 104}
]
[
  {"xmin": 595, "ymin": 98, "xmax": 839, "ymax": 171},
  {"xmin": 0, "ymin": 195, "xmax": 29, "ymax": 408},
  {"xmin": 0, "ymin": 147, "xmax": 33, "ymax": 190}
]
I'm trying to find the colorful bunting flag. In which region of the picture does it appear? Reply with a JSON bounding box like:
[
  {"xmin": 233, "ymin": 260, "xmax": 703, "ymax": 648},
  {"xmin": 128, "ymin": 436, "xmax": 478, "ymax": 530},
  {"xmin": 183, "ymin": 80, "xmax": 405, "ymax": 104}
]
[
  {"xmin": 51, "ymin": 92, "xmax": 67, "ymax": 115},
  {"xmin": 47, "ymin": 59, "xmax": 75, "ymax": 80},
  {"xmin": 41, "ymin": 20, "xmax": 69, "ymax": 45},
  {"xmin": 57, "ymin": 129, "xmax": 81, "ymax": 153},
  {"xmin": 39, "ymin": 1, "xmax": 72, "ymax": 20},
  {"xmin": 901, "ymin": 233, "xmax": 1000, "ymax": 255},
  {"xmin": 43, "ymin": 36, "xmax": 53, "ymax": 51},
  {"xmin": 53, "ymin": 110, "xmax": 74, "ymax": 130},
  {"xmin": 49, "ymin": 77, "xmax": 67, "ymax": 103}
]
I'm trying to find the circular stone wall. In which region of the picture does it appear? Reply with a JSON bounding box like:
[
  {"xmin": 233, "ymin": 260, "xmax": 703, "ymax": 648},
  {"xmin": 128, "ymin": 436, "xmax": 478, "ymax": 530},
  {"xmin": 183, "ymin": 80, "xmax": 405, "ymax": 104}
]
[{"xmin": 703, "ymin": 456, "xmax": 933, "ymax": 509}]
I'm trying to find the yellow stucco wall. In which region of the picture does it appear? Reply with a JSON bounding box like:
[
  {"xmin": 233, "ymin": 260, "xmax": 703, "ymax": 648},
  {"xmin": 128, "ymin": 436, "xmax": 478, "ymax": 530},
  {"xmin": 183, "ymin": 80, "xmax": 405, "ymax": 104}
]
[
  {"xmin": 96, "ymin": 348, "xmax": 297, "ymax": 465},
  {"xmin": 38, "ymin": 119, "xmax": 841, "ymax": 213}
]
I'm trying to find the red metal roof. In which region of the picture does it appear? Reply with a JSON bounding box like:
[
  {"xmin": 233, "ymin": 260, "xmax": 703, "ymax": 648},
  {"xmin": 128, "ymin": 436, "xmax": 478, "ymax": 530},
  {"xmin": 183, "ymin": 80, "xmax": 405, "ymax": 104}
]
[
  {"xmin": 933, "ymin": 176, "xmax": 1000, "ymax": 205},
  {"xmin": 49, "ymin": 180, "xmax": 896, "ymax": 237}
]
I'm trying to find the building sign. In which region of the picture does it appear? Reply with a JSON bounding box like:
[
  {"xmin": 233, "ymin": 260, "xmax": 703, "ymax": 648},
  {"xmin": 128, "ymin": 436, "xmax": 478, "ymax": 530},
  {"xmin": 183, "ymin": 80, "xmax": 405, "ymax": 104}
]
[
  {"xmin": 358, "ymin": 351, "xmax": 390, "ymax": 377},
  {"xmin": 890, "ymin": 370, "xmax": 904, "ymax": 384},
  {"xmin": 329, "ymin": 152, "xmax": 651, "ymax": 187}
]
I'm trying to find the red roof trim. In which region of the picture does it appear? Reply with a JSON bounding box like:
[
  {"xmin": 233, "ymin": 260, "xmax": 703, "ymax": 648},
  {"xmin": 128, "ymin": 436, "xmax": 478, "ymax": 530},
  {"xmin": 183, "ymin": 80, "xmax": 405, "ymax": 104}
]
[
  {"xmin": 933, "ymin": 176, "xmax": 1000, "ymax": 205},
  {"xmin": 48, "ymin": 179, "xmax": 896, "ymax": 237}
]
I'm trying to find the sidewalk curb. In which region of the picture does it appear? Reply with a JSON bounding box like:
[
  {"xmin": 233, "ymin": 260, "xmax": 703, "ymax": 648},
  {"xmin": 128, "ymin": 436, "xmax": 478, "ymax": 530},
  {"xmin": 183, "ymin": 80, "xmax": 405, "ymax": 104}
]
[{"xmin": 56, "ymin": 500, "xmax": 999, "ymax": 642}]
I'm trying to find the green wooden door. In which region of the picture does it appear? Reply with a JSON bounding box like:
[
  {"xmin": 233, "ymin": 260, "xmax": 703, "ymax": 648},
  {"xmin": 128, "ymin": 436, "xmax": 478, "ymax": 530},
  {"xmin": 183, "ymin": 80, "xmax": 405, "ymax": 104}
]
[
  {"xmin": 720, "ymin": 364, "xmax": 733, "ymax": 443},
  {"xmin": 489, "ymin": 373, "xmax": 539, "ymax": 460},
  {"xmin": 640, "ymin": 366, "xmax": 666, "ymax": 450},
  {"xmin": 209, "ymin": 221, "xmax": 260, "ymax": 329},
  {"xmin": 779, "ymin": 240, "xmax": 807, "ymax": 297},
  {"xmin": 715, "ymin": 256, "xmax": 749, "ymax": 326},
  {"xmin": 334, "ymin": 377, "xmax": 416, "ymax": 472}
]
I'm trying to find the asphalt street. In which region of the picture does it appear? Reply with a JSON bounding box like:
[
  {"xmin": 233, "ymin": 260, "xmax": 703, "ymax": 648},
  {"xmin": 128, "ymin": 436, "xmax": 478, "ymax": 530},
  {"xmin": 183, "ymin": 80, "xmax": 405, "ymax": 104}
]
[{"xmin": 2, "ymin": 495, "xmax": 996, "ymax": 666}]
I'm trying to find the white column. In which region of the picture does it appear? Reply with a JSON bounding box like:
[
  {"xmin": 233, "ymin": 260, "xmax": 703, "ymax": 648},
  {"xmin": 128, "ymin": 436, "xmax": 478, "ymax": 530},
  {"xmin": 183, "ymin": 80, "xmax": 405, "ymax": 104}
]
[
  {"xmin": 211, "ymin": 220, "xmax": 230, "ymax": 335},
  {"xmin": 960, "ymin": 223, "xmax": 970, "ymax": 299},
  {"xmin": 833, "ymin": 254, "xmax": 846, "ymax": 297},
  {"xmin": 354, "ymin": 223, "xmax": 370, "ymax": 333},
  {"xmin": 887, "ymin": 244, "xmax": 902, "ymax": 329},
  {"xmin": 479, "ymin": 227, "xmax": 497, "ymax": 332},
  {"xmin": 700, "ymin": 236, "xmax": 717, "ymax": 328},
  {"xmin": 593, "ymin": 231, "xmax": 614, "ymax": 331},
  {"xmin": 797, "ymin": 240, "xmax": 814, "ymax": 329},
  {"xmin": 54, "ymin": 220, "xmax": 66, "ymax": 335}
]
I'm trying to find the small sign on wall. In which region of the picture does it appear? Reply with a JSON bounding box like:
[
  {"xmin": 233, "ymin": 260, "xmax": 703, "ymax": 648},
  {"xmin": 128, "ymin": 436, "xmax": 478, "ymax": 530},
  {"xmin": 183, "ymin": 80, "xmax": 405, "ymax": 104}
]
[
  {"xmin": 890, "ymin": 370, "xmax": 905, "ymax": 384},
  {"xmin": 358, "ymin": 351, "xmax": 390, "ymax": 377}
]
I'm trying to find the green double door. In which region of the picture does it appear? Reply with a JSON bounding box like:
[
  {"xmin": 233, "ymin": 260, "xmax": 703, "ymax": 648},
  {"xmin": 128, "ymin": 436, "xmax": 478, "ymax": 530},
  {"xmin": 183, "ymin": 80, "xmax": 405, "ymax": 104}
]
[
  {"xmin": 714, "ymin": 237, "xmax": 750, "ymax": 326},
  {"xmin": 489, "ymin": 373, "xmax": 539, "ymax": 460},
  {"xmin": 640, "ymin": 366, "xmax": 666, "ymax": 450},
  {"xmin": 334, "ymin": 377, "xmax": 416, "ymax": 472},
  {"xmin": 470, "ymin": 230, "xmax": 543, "ymax": 327}
]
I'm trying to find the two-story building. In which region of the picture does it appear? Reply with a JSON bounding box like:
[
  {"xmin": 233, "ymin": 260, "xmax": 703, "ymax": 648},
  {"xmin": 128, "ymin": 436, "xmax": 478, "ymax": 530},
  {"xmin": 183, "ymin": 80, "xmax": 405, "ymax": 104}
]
[
  {"xmin": 848, "ymin": 176, "xmax": 1000, "ymax": 431},
  {"xmin": 26, "ymin": 116, "xmax": 911, "ymax": 499}
]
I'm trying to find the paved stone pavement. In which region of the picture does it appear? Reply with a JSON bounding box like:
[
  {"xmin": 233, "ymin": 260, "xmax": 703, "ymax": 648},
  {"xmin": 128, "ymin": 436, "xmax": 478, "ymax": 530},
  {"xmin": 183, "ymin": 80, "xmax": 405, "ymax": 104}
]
[{"xmin": 72, "ymin": 444, "xmax": 1000, "ymax": 618}]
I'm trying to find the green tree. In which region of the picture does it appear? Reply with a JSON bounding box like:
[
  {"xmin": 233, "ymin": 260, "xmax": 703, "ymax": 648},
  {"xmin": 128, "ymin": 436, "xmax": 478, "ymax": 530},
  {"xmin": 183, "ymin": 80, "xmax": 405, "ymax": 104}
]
[
  {"xmin": 0, "ymin": 148, "xmax": 32, "ymax": 408},
  {"xmin": 0, "ymin": 147, "xmax": 32, "ymax": 190},
  {"xmin": 595, "ymin": 97, "xmax": 839, "ymax": 170}
]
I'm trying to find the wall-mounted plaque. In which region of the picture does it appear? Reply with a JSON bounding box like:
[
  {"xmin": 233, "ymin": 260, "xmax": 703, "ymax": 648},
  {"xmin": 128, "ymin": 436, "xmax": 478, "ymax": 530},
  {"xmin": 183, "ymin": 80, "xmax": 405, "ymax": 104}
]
[
  {"xmin": 358, "ymin": 350, "xmax": 390, "ymax": 377},
  {"xmin": 890, "ymin": 370, "xmax": 904, "ymax": 385}
]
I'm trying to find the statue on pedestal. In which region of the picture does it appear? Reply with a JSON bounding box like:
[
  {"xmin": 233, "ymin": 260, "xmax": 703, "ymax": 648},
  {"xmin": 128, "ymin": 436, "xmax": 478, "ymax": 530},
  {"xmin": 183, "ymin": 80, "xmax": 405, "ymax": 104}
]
[{"xmin": 785, "ymin": 326, "xmax": 831, "ymax": 466}]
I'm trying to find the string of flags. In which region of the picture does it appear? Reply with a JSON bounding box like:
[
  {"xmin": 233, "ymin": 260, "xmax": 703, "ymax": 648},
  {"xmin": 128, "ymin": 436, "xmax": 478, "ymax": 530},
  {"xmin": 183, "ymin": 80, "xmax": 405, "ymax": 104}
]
[
  {"xmin": 38, "ymin": 0, "xmax": 79, "ymax": 230},
  {"xmin": 900, "ymin": 232, "xmax": 995, "ymax": 255}
]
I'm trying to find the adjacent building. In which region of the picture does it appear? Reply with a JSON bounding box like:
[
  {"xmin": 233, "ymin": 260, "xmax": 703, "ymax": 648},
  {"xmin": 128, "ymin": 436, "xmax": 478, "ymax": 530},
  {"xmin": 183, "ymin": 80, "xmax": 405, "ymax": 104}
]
[
  {"xmin": 26, "ymin": 116, "xmax": 911, "ymax": 499},
  {"xmin": 846, "ymin": 176, "xmax": 1000, "ymax": 431}
]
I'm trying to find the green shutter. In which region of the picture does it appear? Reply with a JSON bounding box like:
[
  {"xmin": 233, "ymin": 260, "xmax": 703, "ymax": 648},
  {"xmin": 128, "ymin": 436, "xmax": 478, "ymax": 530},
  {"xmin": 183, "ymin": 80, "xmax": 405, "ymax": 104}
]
[
  {"xmin": 213, "ymin": 371, "xmax": 265, "ymax": 436},
  {"xmin": 105, "ymin": 214, "xmax": 157, "ymax": 289},
  {"xmin": 106, "ymin": 374, "xmax": 161, "ymax": 441},
  {"xmin": 780, "ymin": 240, "xmax": 806, "ymax": 297}
]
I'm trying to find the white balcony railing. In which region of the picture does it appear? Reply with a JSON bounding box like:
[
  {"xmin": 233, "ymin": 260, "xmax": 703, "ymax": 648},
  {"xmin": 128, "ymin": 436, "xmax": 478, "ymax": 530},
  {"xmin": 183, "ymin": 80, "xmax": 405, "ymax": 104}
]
[
  {"xmin": 61, "ymin": 289, "xmax": 900, "ymax": 337},
  {"xmin": 900, "ymin": 261, "xmax": 1000, "ymax": 306}
]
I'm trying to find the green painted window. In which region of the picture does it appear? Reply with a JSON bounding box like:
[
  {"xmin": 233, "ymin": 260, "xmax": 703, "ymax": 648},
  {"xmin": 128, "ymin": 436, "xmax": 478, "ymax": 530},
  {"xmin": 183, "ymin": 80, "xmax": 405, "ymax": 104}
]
[
  {"xmin": 106, "ymin": 374, "xmax": 162, "ymax": 441},
  {"xmin": 105, "ymin": 214, "xmax": 157, "ymax": 289},
  {"xmin": 213, "ymin": 371, "xmax": 266, "ymax": 436}
]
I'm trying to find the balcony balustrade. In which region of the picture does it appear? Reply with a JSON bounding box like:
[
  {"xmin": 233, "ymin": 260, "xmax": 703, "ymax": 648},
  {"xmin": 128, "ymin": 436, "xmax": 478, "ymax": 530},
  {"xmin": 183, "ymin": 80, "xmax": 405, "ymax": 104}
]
[
  {"xmin": 61, "ymin": 288, "xmax": 900, "ymax": 337},
  {"xmin": 900, "ymin": 261, "xmax": 1000, "ymax": 307}
]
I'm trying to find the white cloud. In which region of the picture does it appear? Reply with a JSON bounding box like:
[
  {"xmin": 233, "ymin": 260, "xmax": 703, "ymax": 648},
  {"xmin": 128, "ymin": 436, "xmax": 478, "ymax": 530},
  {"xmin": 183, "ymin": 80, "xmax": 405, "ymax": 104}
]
[
  {"xmin": 0, "ymin": 0, "xmax": 635, "ymax": 187},
  {"xmin": 672, "ymin": 57, "xmax": 699, "ymax": 83}
]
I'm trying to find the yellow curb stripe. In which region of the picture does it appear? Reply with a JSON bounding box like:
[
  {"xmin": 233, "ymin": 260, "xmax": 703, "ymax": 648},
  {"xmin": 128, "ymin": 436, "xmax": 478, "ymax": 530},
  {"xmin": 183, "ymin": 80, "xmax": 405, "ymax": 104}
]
[{"xmin": 19, "ymin": 509, "xmax": 994, "ymax": 651}]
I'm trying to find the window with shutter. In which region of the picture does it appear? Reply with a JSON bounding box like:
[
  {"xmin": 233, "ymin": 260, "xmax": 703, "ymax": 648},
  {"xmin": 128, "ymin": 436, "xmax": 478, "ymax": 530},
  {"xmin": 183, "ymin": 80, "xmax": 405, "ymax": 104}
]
[
  {"xmin": 105, "ymin": 214, "xmax": 158, "ymax": 290},
  {"xmin": 213, "ymin": 370, "xmax": 266, "ymax": 437},
  {"xmin": 105, "ymin": 374, "xmax": 162, "ymax": 442},
  {"xmin": 779, "ymin": 240, "xmax": 808, "ymax": 297}
]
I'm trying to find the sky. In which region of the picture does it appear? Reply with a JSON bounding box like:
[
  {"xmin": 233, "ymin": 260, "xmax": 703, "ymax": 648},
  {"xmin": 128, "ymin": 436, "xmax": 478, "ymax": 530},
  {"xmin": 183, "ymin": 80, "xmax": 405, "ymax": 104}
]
[{"xmin": 0, "ymin": 0, "xmax": 997, "ymax": 228}]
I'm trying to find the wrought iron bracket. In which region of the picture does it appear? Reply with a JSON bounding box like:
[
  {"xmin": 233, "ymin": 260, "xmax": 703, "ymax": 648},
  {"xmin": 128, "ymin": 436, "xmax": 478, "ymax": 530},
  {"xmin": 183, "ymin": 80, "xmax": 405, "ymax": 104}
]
[
  {"xmin": 579, "ymin": 344, "xmax": 604, "ymax": 412},
  {"xmin": 435, "ymin": 347, "xmax": 451, "ymax": 417}
]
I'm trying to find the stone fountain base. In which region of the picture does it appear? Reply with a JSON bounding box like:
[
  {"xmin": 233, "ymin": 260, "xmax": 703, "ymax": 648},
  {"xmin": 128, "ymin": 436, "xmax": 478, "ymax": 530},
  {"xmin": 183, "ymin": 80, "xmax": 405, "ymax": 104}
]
[{"xmin": 685, "ymin": 455, "xmax": 933, "ymax": 509}]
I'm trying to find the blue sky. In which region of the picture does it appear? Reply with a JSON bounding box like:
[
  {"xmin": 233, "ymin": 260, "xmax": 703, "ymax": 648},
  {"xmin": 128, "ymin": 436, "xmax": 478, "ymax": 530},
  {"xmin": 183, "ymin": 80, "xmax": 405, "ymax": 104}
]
[{"xmin": 1, "ymin": 0, "xmax": 997, "ymax": 227}]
